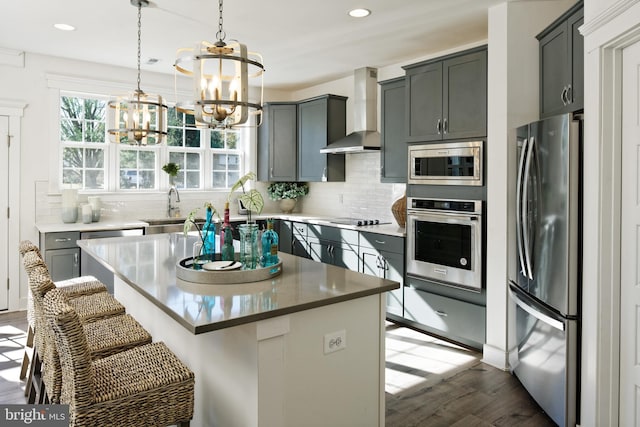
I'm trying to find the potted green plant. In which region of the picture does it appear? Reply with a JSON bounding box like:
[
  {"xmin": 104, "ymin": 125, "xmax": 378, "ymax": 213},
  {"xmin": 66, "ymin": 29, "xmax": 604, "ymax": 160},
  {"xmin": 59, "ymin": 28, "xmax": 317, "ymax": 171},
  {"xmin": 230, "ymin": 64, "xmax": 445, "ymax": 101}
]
[
  {"xmin": 162, "ymin": 162, "xmax": 180, "ymax": 186},
  {"xmin": 228, "ymin": 172, "xmax": 264, "ymax": 269},
  {"xmin": 267, "ymin": 182, "xmax": 309, "ymax": 213}
]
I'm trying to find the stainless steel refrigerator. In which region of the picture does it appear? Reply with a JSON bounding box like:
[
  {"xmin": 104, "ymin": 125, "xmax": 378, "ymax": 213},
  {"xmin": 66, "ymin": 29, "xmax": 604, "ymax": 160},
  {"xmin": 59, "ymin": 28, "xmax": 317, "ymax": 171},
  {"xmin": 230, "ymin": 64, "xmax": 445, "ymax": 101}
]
[{"xmin": 508, "ymin": 113, "xmax": 581, "ymax": 427}]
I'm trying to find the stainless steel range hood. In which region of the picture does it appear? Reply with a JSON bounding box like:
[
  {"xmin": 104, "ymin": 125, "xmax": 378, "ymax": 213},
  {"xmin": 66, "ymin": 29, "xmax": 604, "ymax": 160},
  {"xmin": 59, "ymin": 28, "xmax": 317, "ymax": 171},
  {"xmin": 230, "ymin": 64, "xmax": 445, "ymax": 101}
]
[{"xmin": 320, "ymin": 67, "xmax": 380, "ymax": 154}]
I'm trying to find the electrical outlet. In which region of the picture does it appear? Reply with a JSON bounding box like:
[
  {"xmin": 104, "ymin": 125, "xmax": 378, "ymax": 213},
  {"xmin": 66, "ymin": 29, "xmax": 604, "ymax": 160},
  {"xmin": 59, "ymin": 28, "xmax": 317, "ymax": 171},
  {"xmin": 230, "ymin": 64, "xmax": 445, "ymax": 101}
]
[{"xmin": 324, "ymin": 330, "xmax": 346, "ymax": 354}]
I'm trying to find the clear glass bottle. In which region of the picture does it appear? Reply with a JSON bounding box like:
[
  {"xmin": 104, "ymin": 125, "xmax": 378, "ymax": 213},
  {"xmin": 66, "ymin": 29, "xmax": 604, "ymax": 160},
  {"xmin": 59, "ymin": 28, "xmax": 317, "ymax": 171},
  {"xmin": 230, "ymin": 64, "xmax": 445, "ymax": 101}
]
[
  {"xmin": 239, "ymin": 223, "xmax": 259, "ymax": 269},
  {"xmin": 202, "ymin": 206, "xmax": 216, "ymax": 261},
  {"xmin": 260, "ymin": 219, "xmax": 279, "ymax": 267},
  {"xmin": 220, "ymin": 202, "xmax": 235, "ymax": 261}
]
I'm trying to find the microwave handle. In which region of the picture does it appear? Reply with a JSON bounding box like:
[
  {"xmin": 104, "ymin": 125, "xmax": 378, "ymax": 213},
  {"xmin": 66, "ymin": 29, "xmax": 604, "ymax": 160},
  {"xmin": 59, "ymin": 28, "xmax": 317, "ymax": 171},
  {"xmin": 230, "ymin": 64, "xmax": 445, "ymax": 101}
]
[{"xmin": 521, "ymin": 136, "xmax": 535, "ymax": 280}]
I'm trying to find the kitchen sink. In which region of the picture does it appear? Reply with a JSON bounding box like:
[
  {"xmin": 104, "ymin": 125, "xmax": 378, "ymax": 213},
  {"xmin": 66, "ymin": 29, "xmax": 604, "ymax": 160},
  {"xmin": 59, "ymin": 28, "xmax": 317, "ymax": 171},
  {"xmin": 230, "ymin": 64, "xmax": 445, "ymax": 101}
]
[{"xmin": 141, "ymin": 218, "xmax": 204, "ymax": 235}]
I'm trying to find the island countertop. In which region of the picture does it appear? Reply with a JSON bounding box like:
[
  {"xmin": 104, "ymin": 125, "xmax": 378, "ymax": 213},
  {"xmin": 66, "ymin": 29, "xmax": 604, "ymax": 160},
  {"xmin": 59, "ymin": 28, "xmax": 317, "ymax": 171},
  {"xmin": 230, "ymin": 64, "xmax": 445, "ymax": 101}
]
[{"xmin": 77, "ymin": 233, "xmax": 399, "ymax": 335}]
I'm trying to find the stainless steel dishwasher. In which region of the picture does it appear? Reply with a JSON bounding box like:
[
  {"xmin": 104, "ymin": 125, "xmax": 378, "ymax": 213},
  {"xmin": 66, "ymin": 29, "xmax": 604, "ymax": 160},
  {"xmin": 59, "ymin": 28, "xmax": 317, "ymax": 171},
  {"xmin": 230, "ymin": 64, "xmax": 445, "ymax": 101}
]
[{"xmin": 80, "ymin": 229, "xmax": 143, "ymax": 293}]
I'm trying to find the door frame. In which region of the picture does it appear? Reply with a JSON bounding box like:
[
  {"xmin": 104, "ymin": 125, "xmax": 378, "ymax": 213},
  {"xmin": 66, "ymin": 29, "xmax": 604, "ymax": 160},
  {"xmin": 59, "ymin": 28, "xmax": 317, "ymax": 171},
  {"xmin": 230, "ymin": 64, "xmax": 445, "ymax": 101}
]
[
  {"xmin": 0, "ymin": 100, "xmax": 25, "ymax": 311},
  {"xmin": 581, "ymin": 1, "xmax": 640, "ymax": 425}
]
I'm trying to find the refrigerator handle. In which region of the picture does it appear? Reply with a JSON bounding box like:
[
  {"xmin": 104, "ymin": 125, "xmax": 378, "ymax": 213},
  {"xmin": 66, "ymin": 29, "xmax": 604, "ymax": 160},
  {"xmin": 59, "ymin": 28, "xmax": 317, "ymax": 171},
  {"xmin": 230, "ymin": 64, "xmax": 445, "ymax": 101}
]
[
  {"xmin": 510, "ymin": 289, "xmax": 565, "ymax": 331},
  {"xmin": 515, "ymin": 137, "xmax": 529, "ymax": 278},
  {"xmin": 521, "ymin": 136, "xmax": 535, "ymax": 280}
]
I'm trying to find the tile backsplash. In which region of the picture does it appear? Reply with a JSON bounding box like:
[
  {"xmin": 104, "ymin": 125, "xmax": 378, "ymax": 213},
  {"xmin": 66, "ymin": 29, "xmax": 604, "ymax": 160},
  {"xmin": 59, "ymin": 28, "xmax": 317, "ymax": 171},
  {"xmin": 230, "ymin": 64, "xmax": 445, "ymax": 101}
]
[{"xmin": 35, "ymin": 153, "xmax": 405, "ymax": 225}]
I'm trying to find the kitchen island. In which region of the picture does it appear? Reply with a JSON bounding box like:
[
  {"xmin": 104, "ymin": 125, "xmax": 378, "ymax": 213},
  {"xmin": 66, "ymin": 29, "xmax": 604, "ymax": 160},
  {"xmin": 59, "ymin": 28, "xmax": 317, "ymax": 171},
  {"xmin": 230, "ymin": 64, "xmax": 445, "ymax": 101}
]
[{"xmin": 78, "ymin": 233, "xmax": 399, "ymax": 427}]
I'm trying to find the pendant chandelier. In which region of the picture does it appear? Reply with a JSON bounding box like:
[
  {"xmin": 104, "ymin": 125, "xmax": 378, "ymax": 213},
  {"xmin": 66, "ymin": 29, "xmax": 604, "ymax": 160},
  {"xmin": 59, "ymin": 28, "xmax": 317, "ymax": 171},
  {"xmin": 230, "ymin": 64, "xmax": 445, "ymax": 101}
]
[
  {"xmin": 174, "ymin": 0, "xmax": 264, "ymax": 129},
  {"xmin": 108, "ymin": 0, "xmax": 168, "ymax": 145}
]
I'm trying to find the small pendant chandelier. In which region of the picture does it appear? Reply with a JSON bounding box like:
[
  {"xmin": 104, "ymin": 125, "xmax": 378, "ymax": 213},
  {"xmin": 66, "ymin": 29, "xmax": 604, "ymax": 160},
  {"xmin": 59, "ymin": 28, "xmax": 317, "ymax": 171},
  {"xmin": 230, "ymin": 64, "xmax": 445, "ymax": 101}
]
[
  {"xmin": 108, "ymin": 0, "xmax": 168, "ymax": 145},
  {"xmin": 174, "ymin": 0, "xmax": 264, "ymax": 129}
]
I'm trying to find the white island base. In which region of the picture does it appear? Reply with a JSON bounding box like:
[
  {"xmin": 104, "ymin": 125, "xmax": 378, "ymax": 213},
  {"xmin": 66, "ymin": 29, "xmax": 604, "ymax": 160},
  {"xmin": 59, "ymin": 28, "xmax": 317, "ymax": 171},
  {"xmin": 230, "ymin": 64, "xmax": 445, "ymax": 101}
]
[{"xmin": 115, "ymin": 277, "xmax": 386, "ymax": 427}]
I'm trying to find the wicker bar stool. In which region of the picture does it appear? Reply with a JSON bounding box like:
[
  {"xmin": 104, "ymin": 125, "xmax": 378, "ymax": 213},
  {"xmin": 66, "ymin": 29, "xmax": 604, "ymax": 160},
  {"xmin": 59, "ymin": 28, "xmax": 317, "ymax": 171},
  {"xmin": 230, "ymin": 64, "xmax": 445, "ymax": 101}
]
[
  {"xmin": 20, "ymin": 245, "xmax": 111, "ymax": 404},
  {"xmin": 25, "ymin": 258, "xmax": 151, "ymax": 404},
  {"xmin": 44, "ymin": 288, "xmax": 194, "ymax": 427}
]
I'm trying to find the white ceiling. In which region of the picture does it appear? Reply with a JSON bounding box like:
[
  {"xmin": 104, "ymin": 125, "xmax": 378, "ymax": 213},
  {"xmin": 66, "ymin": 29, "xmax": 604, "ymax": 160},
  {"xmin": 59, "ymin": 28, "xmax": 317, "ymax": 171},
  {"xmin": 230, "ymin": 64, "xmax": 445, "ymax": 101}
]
[{"xmin": 2, "ymin": 0, "xmax": 510, "ymax": 91}]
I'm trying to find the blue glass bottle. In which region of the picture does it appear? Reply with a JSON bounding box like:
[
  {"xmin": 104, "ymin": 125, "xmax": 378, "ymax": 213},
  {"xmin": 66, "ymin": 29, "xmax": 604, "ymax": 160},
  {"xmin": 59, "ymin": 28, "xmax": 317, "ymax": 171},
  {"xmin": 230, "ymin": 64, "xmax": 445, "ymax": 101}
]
[
  {"xmin": 261, "ymin": 219, "xmax": 279, "ymax": 267},
  {"xmin": 202, "ymin": 206, "xmax": 216, "ymax": 261}
]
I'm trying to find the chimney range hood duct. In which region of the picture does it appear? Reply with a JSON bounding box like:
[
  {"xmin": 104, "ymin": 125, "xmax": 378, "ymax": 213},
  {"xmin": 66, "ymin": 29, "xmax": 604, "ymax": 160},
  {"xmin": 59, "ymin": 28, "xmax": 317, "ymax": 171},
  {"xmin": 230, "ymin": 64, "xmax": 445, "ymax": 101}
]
[{"xmin": 320, "ymin": 67, "xmax": 380, "ymax": 154}]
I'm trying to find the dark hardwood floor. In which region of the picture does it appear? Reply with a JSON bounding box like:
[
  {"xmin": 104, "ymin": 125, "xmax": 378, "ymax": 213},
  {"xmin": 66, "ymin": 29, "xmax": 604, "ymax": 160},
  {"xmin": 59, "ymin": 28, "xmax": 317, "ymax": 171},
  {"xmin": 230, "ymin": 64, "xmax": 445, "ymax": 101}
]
[{"xmin": 0, "ymin": 311, "xmax": 555, "ymax": 426}]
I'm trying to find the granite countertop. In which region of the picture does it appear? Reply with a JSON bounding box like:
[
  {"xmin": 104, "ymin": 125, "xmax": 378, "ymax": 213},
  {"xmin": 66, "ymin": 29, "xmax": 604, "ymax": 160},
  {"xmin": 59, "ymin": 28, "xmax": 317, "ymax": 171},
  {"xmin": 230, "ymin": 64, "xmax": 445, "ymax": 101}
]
[{"xmin": 78, "ymin": 233, "xmax": 399, "ymax": 335}]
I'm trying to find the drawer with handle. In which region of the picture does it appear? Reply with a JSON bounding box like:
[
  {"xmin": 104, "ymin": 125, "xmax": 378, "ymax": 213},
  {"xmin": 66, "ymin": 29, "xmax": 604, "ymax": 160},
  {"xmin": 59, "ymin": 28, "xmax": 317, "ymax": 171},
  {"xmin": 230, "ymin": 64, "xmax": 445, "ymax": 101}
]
[
  {"xmin": 404, "ymin": 286, "xmax": 485, "ymax": 347},
  {"xmin": 44, "ymin": 231, "xmax": 80, "ymax": 250}
]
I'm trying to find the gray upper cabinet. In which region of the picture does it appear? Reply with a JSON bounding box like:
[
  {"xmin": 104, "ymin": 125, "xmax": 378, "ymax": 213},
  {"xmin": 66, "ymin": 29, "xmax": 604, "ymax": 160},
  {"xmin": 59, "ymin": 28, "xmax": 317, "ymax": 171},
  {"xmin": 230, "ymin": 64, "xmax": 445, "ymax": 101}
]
[
  {"xmin": 257, "ymin": 103, "xmax": 297, "ymax": 182},
  {"xmin": 379, "ymin": 77, "xmax": 407, "ymax": 183},
  {"xmin": 297, "ymin": 95, "xmax": 347, "ymax": 182},
  {"xmin": 404, "ymin": 46, "xmax": 487, "ymax": 142},
  {"xmin": 537, "ymin": 1, "xmax": 584, "ymax": 119}
]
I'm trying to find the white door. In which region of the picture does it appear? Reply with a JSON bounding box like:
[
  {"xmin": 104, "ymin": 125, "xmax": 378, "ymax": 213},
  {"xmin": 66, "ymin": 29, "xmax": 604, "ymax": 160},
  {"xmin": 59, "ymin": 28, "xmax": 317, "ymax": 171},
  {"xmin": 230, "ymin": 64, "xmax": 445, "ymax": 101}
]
[
  {"xmin": 0, "ymin": 116, "xmax": 8, "ymax": 310},
  {"xmin": 620, "ymin": 39, "xmax": 640, "ymax": 426}
]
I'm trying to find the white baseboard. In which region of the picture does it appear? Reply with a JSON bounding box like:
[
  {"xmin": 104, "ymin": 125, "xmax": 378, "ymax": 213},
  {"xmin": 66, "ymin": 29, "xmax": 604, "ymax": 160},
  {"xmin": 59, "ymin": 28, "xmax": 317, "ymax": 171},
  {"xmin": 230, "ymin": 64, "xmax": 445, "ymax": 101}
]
[{"xmin": 481, "ymin": 343, "xmax": 509, "ymax": 370}]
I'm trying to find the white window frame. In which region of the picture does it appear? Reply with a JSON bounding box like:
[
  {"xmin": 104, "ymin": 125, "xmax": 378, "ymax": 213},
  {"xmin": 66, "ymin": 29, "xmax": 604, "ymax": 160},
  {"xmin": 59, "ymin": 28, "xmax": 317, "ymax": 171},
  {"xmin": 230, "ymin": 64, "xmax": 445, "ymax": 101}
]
[{"xmin": 48, "ymin": 75, "xmax": 252, "ymax": 195}]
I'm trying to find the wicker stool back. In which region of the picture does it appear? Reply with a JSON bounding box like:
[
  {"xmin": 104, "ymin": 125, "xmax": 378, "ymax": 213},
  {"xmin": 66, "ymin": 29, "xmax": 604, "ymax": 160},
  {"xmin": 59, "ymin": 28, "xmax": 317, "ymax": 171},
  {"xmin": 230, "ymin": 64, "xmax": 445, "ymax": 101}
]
[{"xmin": 44, "ymin": 288, "xmax": 194, "ymax": 427}]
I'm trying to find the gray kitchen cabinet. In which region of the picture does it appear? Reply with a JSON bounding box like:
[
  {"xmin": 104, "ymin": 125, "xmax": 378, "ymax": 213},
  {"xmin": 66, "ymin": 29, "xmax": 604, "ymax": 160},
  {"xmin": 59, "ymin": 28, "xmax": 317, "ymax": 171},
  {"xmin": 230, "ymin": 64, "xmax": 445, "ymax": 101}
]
[
  {"xmin": 404, "ymin": 46, "xmax": 487, "ymax": 142},
  {"xmin": 307, "ymin": 224, "xmax": 359, "ymax": 270},
  {"xmin": 291, "ymin": 222, "xmax": 311, "ymax": 259},
  {"xmin": 40, "ymin": 231, "xmax": 81, "ymax": 281},
  {"xmin": 404, "ymin": 286, "xmax": 485, "ymax": 349},
  {"xmin": 257, "ymin": 102, "xmax": 297, "ymax": 182},
  {"xmin": 379, "ymin": 77, "xmax": 407, "ymax": 183},
  {"xmin": 276, "ymin": 219, "xmax": 292, "ymax": 254},
  {"xmin": 297, "ymin": 95, "xmax": 347, "ymax": 182},
  {"xmin": 537, "ymin": 1, "xmax": 584, "ymax": 118},
  {"xmin": 359, "ymin": 232, "xmax": 404, "ymax": 317}
]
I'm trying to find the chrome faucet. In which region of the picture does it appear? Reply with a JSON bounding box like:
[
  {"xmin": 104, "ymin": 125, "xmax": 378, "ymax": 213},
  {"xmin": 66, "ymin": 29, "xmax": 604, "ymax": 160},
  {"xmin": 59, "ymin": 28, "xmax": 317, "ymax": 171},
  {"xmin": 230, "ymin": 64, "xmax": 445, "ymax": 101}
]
[{"xmin": 167, "ymin": 186, "xmax": 181, "ymax": 218}]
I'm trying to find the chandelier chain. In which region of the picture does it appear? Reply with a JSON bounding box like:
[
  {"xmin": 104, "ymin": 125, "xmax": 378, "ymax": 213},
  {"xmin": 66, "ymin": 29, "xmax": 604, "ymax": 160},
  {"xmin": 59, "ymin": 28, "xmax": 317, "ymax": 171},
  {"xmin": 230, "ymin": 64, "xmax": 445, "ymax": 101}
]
[
  {"xmin": 216, "ymin": 0, "xmax": 226, "ymax": 42},
  {"xmin": 136, "ymin": 1, "xmax": 142, "ymax": 93}
]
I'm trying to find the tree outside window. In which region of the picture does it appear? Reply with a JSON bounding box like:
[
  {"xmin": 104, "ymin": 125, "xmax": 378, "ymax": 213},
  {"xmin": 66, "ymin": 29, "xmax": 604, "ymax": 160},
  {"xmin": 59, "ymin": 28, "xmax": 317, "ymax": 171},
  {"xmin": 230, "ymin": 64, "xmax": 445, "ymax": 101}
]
[{"xmin": 60, "ymin": 96, "xmax": 106, "ymax": 190}]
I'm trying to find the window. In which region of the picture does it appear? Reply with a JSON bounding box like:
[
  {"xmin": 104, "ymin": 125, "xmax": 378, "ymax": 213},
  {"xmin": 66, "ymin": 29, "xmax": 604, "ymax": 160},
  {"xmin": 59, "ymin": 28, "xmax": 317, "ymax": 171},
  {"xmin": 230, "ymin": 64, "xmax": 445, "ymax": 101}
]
[
  {"xmin": 211, "ymin": 130, "xmax": 241, "ymax": 188},
  {"xmin": 59, "ymin": 92, "xmax": 247, "ymax": 192},
  {"xmin": 167, "ymin": 108, "xmax": 202, "ymax": 189},
  {"xmin": 60, "ymin": 95, "xmax": 107, "ymax": 190}
]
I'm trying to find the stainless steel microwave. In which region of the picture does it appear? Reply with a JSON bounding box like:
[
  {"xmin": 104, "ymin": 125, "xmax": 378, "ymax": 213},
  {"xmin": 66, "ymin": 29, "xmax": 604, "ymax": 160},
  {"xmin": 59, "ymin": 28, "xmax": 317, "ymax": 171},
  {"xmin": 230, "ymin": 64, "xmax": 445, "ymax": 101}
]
[{"xmin": 408, "ymin": 141, "xmax": 483, "ymax": 186}]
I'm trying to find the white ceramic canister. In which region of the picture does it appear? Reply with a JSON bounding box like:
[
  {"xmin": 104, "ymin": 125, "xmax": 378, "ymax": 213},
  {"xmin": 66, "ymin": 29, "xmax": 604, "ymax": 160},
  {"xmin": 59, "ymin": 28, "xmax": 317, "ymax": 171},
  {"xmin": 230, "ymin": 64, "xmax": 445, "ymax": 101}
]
[
  {"xmin": 61, "ymin": 189, "xmax": 78, "ymax": 223},
  {"xmin": 87, "ymin": 196, "xmax": 102, "ymax": 222},
  {"xmin": 81, "ymin": 203, "xmax": 93, "ymax": 224}
]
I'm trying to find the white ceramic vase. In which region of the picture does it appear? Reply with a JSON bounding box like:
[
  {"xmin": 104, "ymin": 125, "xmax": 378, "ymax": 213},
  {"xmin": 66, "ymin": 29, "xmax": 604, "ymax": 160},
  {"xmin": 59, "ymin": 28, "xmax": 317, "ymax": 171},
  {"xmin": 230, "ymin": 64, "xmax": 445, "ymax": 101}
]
[{"xmin": 279, "ymin": 198, "xmax": 297, "ymax": 214}]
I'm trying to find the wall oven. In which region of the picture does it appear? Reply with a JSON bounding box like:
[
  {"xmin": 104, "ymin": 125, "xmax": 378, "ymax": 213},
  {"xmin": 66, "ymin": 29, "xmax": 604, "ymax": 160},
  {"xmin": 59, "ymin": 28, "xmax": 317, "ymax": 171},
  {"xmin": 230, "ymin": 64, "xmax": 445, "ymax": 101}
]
[
  {"xmin": 406, "ymin": 197, "xmax": 482, "ymax": 292},
  {"xmin": 408, "ymin": 140, "xmax": 483, "ymax": 185}
]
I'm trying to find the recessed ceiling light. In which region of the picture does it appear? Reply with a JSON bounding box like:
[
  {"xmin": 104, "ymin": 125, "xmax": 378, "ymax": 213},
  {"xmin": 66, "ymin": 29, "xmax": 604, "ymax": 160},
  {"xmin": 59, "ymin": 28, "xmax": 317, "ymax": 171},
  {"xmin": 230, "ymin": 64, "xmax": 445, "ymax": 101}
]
[
  {"xmin": 54, "ymin": 23, "xmax": 76, "ymax": 31},
  {"xmin": 348, "ymin": 8, "xmax": 371, "ymax": 18}
]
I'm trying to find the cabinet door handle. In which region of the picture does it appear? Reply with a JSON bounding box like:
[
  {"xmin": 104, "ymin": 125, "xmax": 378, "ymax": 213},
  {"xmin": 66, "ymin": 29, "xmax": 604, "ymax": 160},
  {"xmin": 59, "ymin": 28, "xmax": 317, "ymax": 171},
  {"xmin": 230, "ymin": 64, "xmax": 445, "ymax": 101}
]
[
  {"xmin": 561, "ymin": 86, "xmax": 568, "ymax": 106},
  {"xmin": 435, "ymin": 310, "xmax": 448, "ymax": 317},
  {"xmin": 436, "ymin": 119, "xmax": 442, "ymax": 134},
  {"xmin": 566, "ymin": 84, "xmax": 572, "ymax": 104},
  {"xmin": 443, "ymin": 118, "xmax": 448, "ymax": 134},
  {"xmin": 74, "ymin": 253, "xmax": 79, "ymax": 267},
  {"xmin": 55, "ymin": 238, "xmax": 72, "ymax": 242},
  {"xmin": 270, "ymin": 167, "xmax": 273, "ymax": 178},
  {"xmin": 374, "ymin": 239, "xmax": 386, "ymax": 245}
]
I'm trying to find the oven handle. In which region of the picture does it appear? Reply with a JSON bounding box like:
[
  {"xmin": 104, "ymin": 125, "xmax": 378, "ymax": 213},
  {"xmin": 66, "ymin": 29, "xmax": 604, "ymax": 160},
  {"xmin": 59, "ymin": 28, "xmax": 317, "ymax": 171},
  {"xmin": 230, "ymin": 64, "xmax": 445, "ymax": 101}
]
[
  {"xmin": 407, "ymin": 210, "xmax": 481, "ymax": 222},
  {"xmin": 521, "ymin": 136, "xmax": 535, "ymax": 280},
  {"xmin": 515, "ymin": 136, "xmax": 529, "ymax": 279}
]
